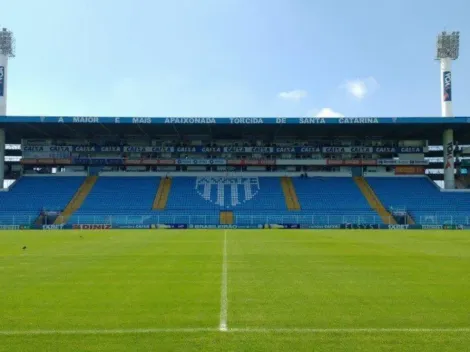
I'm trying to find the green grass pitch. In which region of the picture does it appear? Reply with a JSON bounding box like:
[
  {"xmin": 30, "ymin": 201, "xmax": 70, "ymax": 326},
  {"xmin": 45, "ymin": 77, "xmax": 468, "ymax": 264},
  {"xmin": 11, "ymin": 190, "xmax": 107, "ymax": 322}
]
[{"xmin": 0, "ymin": 229, "xmax": 469, "ymax": 351}]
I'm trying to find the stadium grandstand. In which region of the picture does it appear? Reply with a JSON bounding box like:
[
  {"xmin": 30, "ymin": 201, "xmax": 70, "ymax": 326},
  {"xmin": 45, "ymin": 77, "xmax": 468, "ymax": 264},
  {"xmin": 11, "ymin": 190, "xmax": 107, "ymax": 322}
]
[{"xmin": 1, "ymin": 116, "xmax": 470, "ymax": 230}]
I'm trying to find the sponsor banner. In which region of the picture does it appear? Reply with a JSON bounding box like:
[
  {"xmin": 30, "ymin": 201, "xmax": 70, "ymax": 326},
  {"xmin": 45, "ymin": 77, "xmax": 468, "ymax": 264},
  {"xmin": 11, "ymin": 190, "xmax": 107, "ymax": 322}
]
[
  {"xmin": 262, "ymin": 224, "xmax": 301, "ymax": 229},
  {"xmin": 124, "ymin": 159, "xmax": 175, "ymax": 165},
  {"xmin": 20, "ymin": 144, "xmax": 425, "ymax": 154},
  {"xmin": 73, "ymin": 146, "xmax": 121, "ymax": 152},
  {"xmin": 322, "ymin": 146, "xmax": 425, "ymax": 154},
  {"xmin": 276, "ymin": 159, "xmax": 326, "ymax": 165},
  {"xmin": 176, "ymin": 159, "xmax": 226, "ymax": 165},
  {"xmin": 384, "ymin": 224, "xmax": 464, "ymax": 230},
  {"xmin": 443, "ymin": 71, "xmax": 452, "ymax": 102},
  {"xmin": 377, "ymin": 159, "xmax": 429, "ymax": 166},
  {"xmin": 42, "ymin": 224, "xmax": 65, "ymax": 230},
  {"xmin": 323, "ymin": 147, "xmax": 374, "ymax": 154},
  {"xmin": 115, "ymin": 225, "xmax": 150, "ymax": 229},
  {"xmin": 0, "ymin": 225, "xmax": 27, "ymax": 230},
  {"xmin": 20, "ymin": 158, "xmax": 72, "ymax": 165},
  {"xmin": 150, "ymin": 224, "xmax": 187, "ymax": 229},
  {"xmin": 326, "ymin": 159, "xmax": 377, "ymax": 166},
  {"xmin": 341, "ymin": 224, "xmax": 381, "ymax": 229},
  {"xmin": 73, "ymin": 158, "xmax": 123, "ymax": 165},
  {"xmin": 442, "ymin": 224, "xmax": 465, "ymax": 230},
  {"xmin": 71, "ymin": 224, "xmax": 112, "ymax": 230},
  {"xmin": 128, "ymin": 146, "xmax": 321, "ymax": 153},
  {"xmin": 385, "ymin": 224, "xmax": 413, "ymax": 230},
  {"xmin": 2, "ymin": 224, "xmax": 468, "ymax": 231},
  {"xmin": 444, "ymin": 141, "xmax": 453, "ymax": 170},
  {"xmin": 227, "ymin": 159, "xmax": 276, "ymax": 166},
  {"xmin": 0, "ymin": 65, "xmax": 4, "ymax": 97},
  {"xmin": 22, "ymin": 146, "xmax": 73, "ymax": 152},
  {"xmin": 421, "ymin": 225, "xmax": 444, "ymax": 229},
  {"xmin": 23, "ymin": 151, "xmax": 70, "ymax": 159},
  {"xmin": 395, "ymin": 166, "xmax": 425, "ymax": 175},
  {"xmin": 123, "ymin": 146, "xmax": 175, "ymax": 153},
  {"xmin": 373, "ymin": 147, "xmax": 425, "ymax": 153},
  {"xmin": 188, "ymin": 224, "xmax": 253, "ymax": 229}
]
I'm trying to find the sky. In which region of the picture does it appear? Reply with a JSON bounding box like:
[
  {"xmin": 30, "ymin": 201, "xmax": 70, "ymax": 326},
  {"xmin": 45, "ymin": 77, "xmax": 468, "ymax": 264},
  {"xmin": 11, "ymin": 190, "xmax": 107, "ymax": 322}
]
[{"xmin": 2, "ymin": 0, "xmax": 470, "ymax": 118}]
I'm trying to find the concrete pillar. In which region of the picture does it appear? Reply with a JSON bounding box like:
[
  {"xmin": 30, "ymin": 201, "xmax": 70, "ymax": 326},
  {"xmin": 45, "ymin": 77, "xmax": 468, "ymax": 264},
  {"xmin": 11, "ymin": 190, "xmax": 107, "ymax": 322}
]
[
  {"xmin": 443, "ymin": 129, "xmax": 455, "ymax": 189},
  {"xmin": 0, "ymin": 129, "xmax": 4, "ymax": 189}
]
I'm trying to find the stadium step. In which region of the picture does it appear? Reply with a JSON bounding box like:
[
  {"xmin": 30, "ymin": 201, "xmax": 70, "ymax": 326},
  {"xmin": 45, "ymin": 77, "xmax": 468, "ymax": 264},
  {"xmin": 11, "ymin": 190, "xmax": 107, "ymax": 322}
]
[
  {"xmin": 220, "ymin": 211, "xmax": 233, "ymax": 225},
  {"xmin": 153, "ymin": 177, "xmax": 172, "ymax": 210},
  {"xmin": 280, "ymin": 177, "xmax": 301, "ymax": 210},
  {"xmin": 406, "ymin": 213, "xmax": 416, "ymax": 225},
  {"xmin": 54, "ymin": 176, "xmax": 98, "ymax": 225},
  {"xmin": 353, "ymin": 177, "xmax": 396, "ymax": 225}
]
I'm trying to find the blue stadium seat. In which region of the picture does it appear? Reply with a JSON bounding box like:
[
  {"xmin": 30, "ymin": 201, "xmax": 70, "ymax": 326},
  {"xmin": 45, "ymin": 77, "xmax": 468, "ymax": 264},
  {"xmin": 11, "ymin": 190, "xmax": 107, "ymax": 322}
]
[
  {"xmin": 367, "ymin": 177, "xmax": 470, "ymax": 225},
  {"xmin": 0, "ymin": 176, "xmax": 85, "ymax": 225},
  {"xmin": 10, "ymin": 175, "xmax": 464, "ymax": 227}
]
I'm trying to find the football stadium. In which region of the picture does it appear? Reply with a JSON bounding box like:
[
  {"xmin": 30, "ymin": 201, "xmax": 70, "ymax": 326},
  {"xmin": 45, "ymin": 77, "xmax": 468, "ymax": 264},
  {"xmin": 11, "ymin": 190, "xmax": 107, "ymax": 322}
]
[{"xmin": 1, "ymin": 24, "xmax": 470, "ymax": 351}]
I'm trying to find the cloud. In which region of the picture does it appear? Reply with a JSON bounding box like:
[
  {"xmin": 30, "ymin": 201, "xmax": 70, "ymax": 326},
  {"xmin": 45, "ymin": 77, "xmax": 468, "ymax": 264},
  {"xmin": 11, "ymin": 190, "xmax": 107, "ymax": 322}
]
[
  {"xmin": 341, "ymin": 77, "xmax": 379, "ymax": 100},
  {"xmin": 306, "ymin": 108, "xmax": 344, "ymax": 118},
  {"xmin": 278, "ymin": 89, "xmax": 308, "ymax": 102}
]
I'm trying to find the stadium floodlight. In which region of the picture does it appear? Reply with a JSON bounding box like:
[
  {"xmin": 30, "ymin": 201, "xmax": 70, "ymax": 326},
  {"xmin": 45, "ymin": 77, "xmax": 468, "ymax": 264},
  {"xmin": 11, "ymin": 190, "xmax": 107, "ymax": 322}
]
[
  {"xmin": 0, "ymin": 27, "xmax": 14, "ymax": 189},
  {"xmin": 0, "ymin": 27, "xmax": 15, "ymax": 58},
  {"xmin": 436, "ymin": 31, "xmax": 460, "ymax": 60},
  {"xmin": 436, "ymin": 31, "xmax": 459, "ymax": 118},
  {"xmin": 0, "ymin": 27, "xmax": 14, "ymax": 115},
  {"xmin": 436, "ymin": 31, "xmax": 460, "ymax": 189}
]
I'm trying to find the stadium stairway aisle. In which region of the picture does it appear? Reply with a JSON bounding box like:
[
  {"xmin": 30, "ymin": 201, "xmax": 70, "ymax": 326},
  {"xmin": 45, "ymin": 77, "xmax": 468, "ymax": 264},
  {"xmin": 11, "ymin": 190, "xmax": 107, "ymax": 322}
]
[
  {"xmin": 220, "ymin": 211, "xmax": 234, "ymax": 225},
  {"xmin": 353, "ymin": 176, "xmax": 396, "ymax": 225},
  {"xmin": 153, "ymin": 177, "xmax": 172, "ymax": 210},
  {"xmin": 55, "ymin": 176, "xmax": 98, "ymax": 225},
  {"xmin": 280, "ymin": 177, "xmax": 301, "ymax": 210}
]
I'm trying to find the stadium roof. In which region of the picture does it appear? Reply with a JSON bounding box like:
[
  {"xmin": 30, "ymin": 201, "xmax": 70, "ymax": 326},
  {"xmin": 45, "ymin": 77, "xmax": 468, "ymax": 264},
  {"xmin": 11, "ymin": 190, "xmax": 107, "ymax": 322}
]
[{"xmin": 1, "ymin": 116, "xmax": 470, "ymax": 144}]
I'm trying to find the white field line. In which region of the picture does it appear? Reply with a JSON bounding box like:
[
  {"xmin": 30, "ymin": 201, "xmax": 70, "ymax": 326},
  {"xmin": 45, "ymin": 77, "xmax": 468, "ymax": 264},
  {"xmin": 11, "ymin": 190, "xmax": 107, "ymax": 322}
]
[
  {"xmin": 0, "ymin": 328, "xmax": 217, "ymax": 335},
  {"xmin": 219, "ymin": 230, "xmax": 228, "ymax": 332},
  {"xmin": 0, "ymin": 327, "xmax": 469, "ymax": 336},
  {"xmin": 229, "ymin": 327, "xmax": 470, "ymax": 333}
]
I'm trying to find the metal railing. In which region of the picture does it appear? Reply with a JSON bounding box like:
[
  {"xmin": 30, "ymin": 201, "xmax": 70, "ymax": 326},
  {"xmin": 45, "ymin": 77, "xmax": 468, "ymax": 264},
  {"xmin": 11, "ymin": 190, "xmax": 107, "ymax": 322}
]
[
  {"xmin": 0, "ymin": 213, "xmax": 469, "ymax": 227},
  {"xmin": 0, "ymin": 214, "xmax": 386, "ymax": 226},
  {"xmin": 417, "ymin": 215, "xmax": 470, "ymax": 225}
]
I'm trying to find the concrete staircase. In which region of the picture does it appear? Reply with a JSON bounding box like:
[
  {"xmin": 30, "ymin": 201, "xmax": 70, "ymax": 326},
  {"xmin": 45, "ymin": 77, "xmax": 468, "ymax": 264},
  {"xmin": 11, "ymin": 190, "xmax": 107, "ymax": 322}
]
[
  {"xmin": 54, "ymin": 176, "xmax": 98, "ymax": 225},
  {"xmin": 280, "ymin": 177, "xmax": 301, "ymax": 210},
  {"xmin": 354, "ymin": 176, "xmax": 397, "ymax": 225},
  {"xmin": 153, "ymin": 177, "xmax": 172, "ymax": 210}
]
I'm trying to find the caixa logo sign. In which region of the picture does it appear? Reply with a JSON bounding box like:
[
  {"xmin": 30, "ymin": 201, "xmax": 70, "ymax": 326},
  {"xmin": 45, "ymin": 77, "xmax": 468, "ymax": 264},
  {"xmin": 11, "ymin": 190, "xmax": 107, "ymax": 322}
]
[
  {"xmin": 445, "ymin": 142, "xmax": 454, "ymax": 169},
  {"xmin": 0, "ymin": 66, "xmax": 4, "ymax": 97},
  {"xmin": 443, "ymin": 71, "xmax": 452, "ymax": 102}
]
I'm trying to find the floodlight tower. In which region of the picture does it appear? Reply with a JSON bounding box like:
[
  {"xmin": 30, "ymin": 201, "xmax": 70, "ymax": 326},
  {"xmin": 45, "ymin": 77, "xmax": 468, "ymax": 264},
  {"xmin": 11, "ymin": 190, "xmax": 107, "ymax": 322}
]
[
  {"xmin": 436, "ymin": 31, "xmax": 459, "ymax": 189},
  {"xmin": 0, "ymin": 27, "xmax": 14, "ymax": 188}
]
